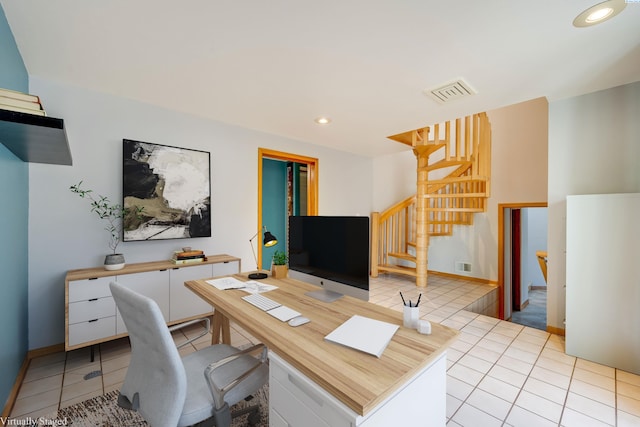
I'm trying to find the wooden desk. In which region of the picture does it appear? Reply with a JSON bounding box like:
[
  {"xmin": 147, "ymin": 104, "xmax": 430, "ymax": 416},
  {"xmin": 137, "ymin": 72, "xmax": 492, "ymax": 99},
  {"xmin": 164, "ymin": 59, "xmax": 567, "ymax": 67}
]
[{"xmin": 185, "ymin": 274, "xmax": 458, "ymax": 426}]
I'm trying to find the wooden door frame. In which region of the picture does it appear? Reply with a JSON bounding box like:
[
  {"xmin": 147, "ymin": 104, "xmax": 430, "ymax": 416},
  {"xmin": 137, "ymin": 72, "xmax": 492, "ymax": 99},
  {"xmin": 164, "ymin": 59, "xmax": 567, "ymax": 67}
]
[
  {"xmin": 511, "ymin": 208, "xmax": 522, "ymax": 311},
  {"xmin": 498, "ymin": 202, "xmax": 547, "ymax": 320},
  {"xmin": 257, "ymin": 148, "xmax": 319, "ymax": 268}
]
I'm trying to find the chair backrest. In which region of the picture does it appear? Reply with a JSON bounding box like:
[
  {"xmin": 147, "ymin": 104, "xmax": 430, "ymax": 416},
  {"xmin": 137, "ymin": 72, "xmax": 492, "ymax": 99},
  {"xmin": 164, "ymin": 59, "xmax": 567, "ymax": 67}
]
[{"xmin": 110, "ymin": 281, "xmax": 187, "ymax": 426}]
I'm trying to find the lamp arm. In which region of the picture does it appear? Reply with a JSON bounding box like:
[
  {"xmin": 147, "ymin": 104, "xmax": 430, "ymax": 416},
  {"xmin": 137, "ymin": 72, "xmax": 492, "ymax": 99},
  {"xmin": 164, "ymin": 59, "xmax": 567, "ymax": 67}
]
[{"xmin": 249, "ymin": 233, "xmax": 259, "ymax": 270}]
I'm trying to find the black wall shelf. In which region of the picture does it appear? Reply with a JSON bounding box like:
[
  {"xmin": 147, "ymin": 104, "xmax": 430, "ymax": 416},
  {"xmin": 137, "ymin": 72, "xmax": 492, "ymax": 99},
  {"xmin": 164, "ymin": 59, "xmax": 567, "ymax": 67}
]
[{"xmin": 0, "ymin": 109, "xmax": 72, "ymax": 165}]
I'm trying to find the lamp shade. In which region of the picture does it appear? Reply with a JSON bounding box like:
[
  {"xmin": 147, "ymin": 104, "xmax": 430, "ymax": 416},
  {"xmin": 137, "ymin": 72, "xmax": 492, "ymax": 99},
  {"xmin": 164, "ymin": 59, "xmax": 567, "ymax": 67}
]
[
  {"xmin": 249, "ymin": 227, "xmax": 278, "ymax": 280},
  {"xmin": 263, "ymin": 231, "xmax": 278, "ymax": 247}
]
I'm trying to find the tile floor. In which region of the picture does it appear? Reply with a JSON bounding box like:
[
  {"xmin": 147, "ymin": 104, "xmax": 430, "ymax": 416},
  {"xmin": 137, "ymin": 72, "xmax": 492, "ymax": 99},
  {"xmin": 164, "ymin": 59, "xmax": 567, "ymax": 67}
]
[{"xmin": 8, "ymin": 274, "xmax": 640, "ymax": 426}]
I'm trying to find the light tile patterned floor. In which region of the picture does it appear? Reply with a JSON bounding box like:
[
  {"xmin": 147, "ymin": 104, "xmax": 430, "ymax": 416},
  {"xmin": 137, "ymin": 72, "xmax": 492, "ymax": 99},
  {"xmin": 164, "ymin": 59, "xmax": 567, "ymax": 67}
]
[{"xmin": 9, "ymin": 274, "xmax": 640, "ymax": 426}]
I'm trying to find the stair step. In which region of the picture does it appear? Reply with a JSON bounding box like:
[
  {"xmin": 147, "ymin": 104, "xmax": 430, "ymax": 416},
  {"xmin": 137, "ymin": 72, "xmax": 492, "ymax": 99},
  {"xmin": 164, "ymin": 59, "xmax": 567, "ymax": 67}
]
[
  {"xmin": 388, "ymin": 252, "xmax": 416, "ymax": 263},
  {"xmin": 423, "ymin": 159, "xmax": 471, "ymax": 171},
  {"xmin": 378, "ymin": 264, "xmax": 418, "ymax": 277},
  {"xmin": 421, "ymin": 192, "xmax": 488, "ymax": 199}
]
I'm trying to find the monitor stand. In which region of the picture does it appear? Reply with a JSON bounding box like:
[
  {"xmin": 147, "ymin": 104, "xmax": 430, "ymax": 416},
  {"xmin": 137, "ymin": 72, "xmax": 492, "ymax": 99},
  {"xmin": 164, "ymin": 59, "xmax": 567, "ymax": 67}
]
[{"xmin": 305, "ymin": 289, "xmax": 343, "ymax": 303}]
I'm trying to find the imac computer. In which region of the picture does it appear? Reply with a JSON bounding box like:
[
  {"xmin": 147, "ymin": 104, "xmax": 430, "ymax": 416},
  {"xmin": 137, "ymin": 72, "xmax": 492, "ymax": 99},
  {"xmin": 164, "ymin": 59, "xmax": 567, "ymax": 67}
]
[{"xmin": 288, "ymin": 215, "xmax": 369, "ymax": 302}]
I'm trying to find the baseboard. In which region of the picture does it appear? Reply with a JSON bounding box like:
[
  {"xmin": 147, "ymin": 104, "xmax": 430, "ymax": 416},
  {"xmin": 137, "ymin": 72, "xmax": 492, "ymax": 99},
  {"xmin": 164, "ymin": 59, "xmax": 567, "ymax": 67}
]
[
  {"xmin": 520, "ymin": 299, "xmax": 529, "ymax": 310},
  {"xmin": 1, "ymin": 356, "xmax": 30, "ymax": 418},
  {"xmin": 1, "ymin": 343, "xmax": 65, "ymax": 418},
  {"xmin": 27, "ymin": 343, "xmax": 65, "ymax": 360},
  {"xmin": 530, "ymin": 286, "xmax": 547, "ymax": 291},
  {"xmin": 547, "ymin": 325, "xmax": 566, "ymax": 336},
  {"xmin": 428, "ymin": 270, "xmax": 498, "ymax": 286}
]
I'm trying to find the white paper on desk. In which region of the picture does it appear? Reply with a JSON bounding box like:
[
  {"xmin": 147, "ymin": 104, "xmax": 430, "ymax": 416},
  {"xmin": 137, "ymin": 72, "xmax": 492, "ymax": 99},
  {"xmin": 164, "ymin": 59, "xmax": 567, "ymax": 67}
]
[
  {"xmin": 241, "ymin": 281, "xmax": 278, "ymax": 294},
  {"xmin": 206, "ymin": 277, "xmax": 246, "ymax": 290},
  {"xmin": 324, "ymin": 315, "xmax": 399, "ymax": 358}
]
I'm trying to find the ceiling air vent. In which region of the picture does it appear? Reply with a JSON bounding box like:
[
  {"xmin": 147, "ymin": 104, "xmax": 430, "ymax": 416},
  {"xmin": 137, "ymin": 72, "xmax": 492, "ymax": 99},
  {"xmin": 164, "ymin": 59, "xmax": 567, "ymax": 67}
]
[{"xmin": 425, "ymin": 79, "xmax": 476, "ymax": 104}]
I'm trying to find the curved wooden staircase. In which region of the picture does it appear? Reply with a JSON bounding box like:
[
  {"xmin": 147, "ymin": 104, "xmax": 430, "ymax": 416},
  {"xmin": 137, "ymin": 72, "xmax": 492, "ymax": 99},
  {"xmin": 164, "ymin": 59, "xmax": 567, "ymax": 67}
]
[{"xmin": 371, "ymin": 113, "xmax": 492, "ymax": 287}]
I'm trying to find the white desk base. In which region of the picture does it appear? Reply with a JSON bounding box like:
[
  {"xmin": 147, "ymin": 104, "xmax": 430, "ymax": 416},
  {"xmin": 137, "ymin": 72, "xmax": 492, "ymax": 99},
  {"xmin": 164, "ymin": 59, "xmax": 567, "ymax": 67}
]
[{"xmin": 269, "ymin": 351, "xmax": 447, "ymax": 427}]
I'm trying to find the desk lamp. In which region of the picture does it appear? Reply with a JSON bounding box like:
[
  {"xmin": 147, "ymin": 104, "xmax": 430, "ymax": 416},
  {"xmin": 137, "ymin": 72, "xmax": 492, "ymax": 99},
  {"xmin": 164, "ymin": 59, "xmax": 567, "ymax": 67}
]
[{"xmin": 249, "ymin": 226, "xmax": 278, "ymax": 279}]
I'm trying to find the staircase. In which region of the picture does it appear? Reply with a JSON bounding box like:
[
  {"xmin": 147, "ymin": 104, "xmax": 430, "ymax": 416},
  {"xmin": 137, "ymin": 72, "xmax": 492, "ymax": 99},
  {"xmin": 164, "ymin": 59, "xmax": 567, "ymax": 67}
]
[{"xmin": 371, "ymin": 113, "xmax": 492, "ymax": 287}]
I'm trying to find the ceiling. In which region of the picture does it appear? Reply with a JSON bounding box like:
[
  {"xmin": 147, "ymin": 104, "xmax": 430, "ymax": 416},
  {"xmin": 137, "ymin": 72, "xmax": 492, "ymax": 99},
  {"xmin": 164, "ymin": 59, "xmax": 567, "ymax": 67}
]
[{"xmin": 2, "ymin": 0, "xmax": 640, "ymax": 157}]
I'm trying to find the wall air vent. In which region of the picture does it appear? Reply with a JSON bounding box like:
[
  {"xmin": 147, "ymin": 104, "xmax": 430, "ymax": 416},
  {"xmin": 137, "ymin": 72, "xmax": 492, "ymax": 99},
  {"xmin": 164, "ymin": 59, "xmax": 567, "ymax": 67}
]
[
  {"xmin": 455, "ymin": 261, "xmax": 472, "ymax": 273},
  {"xmin": 425, "ymin": 79, "xmax": 476, "ymax": 104}
]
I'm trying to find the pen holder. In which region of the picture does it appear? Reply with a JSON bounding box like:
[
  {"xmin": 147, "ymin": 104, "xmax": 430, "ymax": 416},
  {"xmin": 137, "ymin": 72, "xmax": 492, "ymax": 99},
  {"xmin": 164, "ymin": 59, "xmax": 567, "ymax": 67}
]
[{"xmin": 403, "ymin": 305, "xmax": 419, "ymax": 329}]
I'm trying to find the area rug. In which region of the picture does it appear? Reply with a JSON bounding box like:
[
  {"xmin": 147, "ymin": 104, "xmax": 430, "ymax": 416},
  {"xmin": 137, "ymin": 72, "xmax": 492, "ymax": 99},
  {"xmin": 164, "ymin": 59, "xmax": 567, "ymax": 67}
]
[{"xmin": 39, "ymin": 386, "xmax": 268, "ymax": 426}]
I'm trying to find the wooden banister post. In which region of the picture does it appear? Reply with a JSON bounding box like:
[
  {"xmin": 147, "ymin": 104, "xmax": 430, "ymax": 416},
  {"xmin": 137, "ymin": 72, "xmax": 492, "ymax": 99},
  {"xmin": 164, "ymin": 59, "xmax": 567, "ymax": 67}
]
[
  {"xmin": 371, "ymin": 212, "xmax": 380, "ymax": 277},
  {"xmin": 414, "ymin": 146, "xmax": 430, "ymax": 288}
]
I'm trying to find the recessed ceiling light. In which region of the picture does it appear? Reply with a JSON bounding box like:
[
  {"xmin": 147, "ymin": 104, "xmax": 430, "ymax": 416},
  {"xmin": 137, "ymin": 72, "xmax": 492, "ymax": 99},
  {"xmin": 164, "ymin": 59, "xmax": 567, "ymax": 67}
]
[
  {"xmin": 573, "ymin": 0, "xmax": 626, "ymax": 27},
  {"xmin": 314, "ymin": 116, "xmax": 331, "ymax": 125}
]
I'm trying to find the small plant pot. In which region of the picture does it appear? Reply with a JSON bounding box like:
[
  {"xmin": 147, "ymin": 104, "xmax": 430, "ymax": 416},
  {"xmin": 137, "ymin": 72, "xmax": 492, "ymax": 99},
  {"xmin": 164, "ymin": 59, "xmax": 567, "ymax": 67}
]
[
  {"xmin": 271, "ymin": 264, "xmax": 288, "ymax": 279},
  {"xmin": 104, "ymin": 254, "xmax": 125, "ymax": 271}
]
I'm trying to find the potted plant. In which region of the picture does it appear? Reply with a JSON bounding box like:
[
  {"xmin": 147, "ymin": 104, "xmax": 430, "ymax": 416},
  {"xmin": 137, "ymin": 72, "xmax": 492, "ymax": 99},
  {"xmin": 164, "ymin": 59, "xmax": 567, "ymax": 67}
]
[
  {"xmin": 271, "ymin": 250, "xmax": 288, "ymax": 279},
  {"xmin": 70, "ymin": 181, "xmax": 144, "ymax": 270}
]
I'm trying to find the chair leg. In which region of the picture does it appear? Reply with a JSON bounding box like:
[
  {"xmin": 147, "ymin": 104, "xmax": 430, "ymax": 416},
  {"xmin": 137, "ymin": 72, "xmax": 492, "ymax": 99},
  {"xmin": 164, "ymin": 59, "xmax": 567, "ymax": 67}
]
[
  {"xmin": 247, "ymin": 406, "xmax": 261, "ymax": 426},
  {"xmin": 231, "ymin": 405, "xmax": 261, "ymax": 427},
  {"xmin": 117, "ymin": 392, "xmax": 139, "ymax": 411},
  {"xmin": 212, "ymin": 403, "xmax": 232, "ymax": 427}
]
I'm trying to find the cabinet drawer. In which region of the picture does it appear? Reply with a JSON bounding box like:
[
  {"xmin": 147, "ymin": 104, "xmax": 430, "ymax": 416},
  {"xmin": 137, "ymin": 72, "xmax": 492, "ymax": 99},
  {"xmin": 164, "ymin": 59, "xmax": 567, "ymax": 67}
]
[
  {"xmin": 68, "ymin": 277, "xmax": 114, "ymax": 302},
  {"xmin": 270, "ymin": 354, "xmax": 353, "ymax": 427},
  {"xmin": 68, "ymin": 297, "xmax": 115, "ymax": 324},
  {"xmin": 270, "ymin": 378, "xmax": 331, "ymax": 427},
  {"xmin": 269, "ymin": 407, "xmax": 290, "ymax": 427},
  {"xmin": 68, "ymin": 316, "xmax": 116, "ymax": 347}
]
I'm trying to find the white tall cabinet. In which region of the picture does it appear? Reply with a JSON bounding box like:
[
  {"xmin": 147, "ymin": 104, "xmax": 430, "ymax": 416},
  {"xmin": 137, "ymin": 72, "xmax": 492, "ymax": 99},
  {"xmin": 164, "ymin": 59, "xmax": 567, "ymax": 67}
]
[
  {"xmin": 65, "ymin": 254, "xmax": 240, "ymax": 351},
  {"xmin": 566, "ymin": 194, "xmax": 640, "ymax": 374}
]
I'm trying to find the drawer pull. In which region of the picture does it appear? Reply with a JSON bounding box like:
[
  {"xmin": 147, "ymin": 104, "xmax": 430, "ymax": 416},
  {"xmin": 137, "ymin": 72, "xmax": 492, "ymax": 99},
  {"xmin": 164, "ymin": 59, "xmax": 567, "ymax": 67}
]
[
  {"xmin": 88, "ymin": 319, "xmax": 98, "ymax": 323},
  {"xmin": 287, "ymin": 374, "xmax": 324, "ymax": 407},
  {"xmin": 88, "ymin": 277, "xmax": 98, "ymax": 281},
  {"xmin": 88, "ymin": 298, "xmax": 98, "ymax": 302}
]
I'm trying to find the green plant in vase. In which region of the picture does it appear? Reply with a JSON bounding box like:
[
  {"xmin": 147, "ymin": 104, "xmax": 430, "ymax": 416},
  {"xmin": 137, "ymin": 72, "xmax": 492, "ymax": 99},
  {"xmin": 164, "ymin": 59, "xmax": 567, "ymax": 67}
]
[
  {"xmin": 271, "ymin": 250, "xmax": 288, "ymax": 279},
  {"xmin": 70, "ymin": 181, "xmax": 144, "ymax": 270}
]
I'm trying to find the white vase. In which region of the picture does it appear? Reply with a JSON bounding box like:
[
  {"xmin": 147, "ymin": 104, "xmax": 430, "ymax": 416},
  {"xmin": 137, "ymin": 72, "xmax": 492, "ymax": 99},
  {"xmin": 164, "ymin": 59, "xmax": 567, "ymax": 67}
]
[{"xmin": 104, "ymin": 253, "xmax": 125, "ymax": 270}]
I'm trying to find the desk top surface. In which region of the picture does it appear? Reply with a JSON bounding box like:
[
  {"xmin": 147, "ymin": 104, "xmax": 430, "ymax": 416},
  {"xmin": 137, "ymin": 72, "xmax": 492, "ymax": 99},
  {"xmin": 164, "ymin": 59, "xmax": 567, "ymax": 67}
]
[{"xmin": 185, "ymin": 274, "xmax": 458, "ymax": 416}]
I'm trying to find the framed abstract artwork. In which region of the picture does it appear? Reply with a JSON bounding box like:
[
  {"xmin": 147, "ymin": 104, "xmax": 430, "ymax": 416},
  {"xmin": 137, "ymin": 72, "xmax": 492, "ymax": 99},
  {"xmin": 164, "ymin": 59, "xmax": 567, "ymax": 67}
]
[{"xmin": 122, "ymin": 139, "xmax": 211, "ymax": 241}]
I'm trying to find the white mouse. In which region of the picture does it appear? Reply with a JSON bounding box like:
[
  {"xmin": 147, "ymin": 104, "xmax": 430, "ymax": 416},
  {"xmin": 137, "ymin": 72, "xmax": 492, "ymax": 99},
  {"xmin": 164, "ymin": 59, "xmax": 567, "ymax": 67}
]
[{"xmin": 288, "ymin": 316, "xmax": 310, "ymax": 327}]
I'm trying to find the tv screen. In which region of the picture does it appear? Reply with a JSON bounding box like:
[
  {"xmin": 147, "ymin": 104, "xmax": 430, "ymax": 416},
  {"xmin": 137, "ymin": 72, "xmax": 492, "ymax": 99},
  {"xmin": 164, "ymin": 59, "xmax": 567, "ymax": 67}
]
[{"xmin": 288, "ymin": 216, "xmax": 369, "ymax": 301}]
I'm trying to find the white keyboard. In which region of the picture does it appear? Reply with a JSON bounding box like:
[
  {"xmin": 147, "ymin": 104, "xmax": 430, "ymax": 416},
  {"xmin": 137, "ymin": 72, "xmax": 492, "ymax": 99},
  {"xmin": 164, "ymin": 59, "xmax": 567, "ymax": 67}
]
[
  {"xmin": 242, "ymin": 293, "xmax": 281, "ymax": 311},
  {"xmin": 242, "ymin": 293, "xmax": 301, "ymax": 322}
]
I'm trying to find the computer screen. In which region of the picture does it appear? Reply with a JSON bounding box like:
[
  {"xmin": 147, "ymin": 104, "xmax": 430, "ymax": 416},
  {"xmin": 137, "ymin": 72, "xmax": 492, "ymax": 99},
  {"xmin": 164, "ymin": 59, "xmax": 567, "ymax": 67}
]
[{"xmin": 288, "ymin": 215, "xmax": 369, "ymax": 301}]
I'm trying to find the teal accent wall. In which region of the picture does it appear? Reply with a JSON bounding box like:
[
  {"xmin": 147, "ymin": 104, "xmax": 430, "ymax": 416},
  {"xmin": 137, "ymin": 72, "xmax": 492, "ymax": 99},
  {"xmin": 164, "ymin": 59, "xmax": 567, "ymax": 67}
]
[
  {"xmin": 0, "ymin": 6, "xmax": 27, "ymax": 93},
  {"xmin": 0, "ymin": 4, "xmax": 29, "ymax": 410},
  {"xmin": 261, "ymin": 159, "xmax": 287, "ymax": 270}
]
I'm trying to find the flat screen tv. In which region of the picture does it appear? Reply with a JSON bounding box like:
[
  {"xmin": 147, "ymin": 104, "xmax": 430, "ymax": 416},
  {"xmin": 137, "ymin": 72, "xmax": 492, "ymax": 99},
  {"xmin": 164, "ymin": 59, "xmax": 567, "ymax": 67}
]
[{"xmin": 288, "ymin": 215, "xmax": 369, "ymax": 302}]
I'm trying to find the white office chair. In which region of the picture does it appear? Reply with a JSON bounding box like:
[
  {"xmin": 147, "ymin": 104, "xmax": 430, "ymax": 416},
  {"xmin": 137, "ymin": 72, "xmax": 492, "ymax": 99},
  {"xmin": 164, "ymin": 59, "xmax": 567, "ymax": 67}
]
[{"xmin": 109, "ymin": 281, "xmax": 268, "ymax": 427}]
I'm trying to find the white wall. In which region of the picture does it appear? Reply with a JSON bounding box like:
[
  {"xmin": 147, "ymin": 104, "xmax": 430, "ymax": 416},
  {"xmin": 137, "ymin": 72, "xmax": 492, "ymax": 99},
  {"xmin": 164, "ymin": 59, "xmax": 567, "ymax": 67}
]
[
  {"xmin": 27, "ymin": 77, "xmax": 373, "ymax": 350},
  {"xmin": 371, "ymin": 97, "xmax": 549, "ymax": 281},
  {"xmin": 565, "ymin": 194, "xmax": 640, "ymax": 375},
  {"xmin": 547, "ymin": 80, "xmax": 640, "ymax": 331}
]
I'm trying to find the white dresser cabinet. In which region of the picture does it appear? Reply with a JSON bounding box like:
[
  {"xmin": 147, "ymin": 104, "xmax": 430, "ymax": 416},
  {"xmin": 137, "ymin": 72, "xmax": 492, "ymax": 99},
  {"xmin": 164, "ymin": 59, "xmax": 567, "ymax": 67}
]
[
  {"xmin": 168, "ymin": 260, "xmax": 239, "ymax": 321},
  {"xmin": 169, "ymin": 264, "xmax": 213, "ymax": 322},
  {"xmin": 65, "ymin": 254, "xmax": 240, "ymax": 351},
  {"xmin": 115, "ymin": 269, "xmax": 169, "ymax": 334}
]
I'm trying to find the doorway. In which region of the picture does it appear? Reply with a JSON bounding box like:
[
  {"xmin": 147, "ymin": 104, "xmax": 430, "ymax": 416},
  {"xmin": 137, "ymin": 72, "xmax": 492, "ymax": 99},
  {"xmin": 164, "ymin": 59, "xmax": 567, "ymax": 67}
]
[
  {"xmin": 257, "ymin": 148, "xmax": 318, "ymax": 270},
  {"xmin": 498, "ymin": 203, "xmax": 548, "ymax": 330}
]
